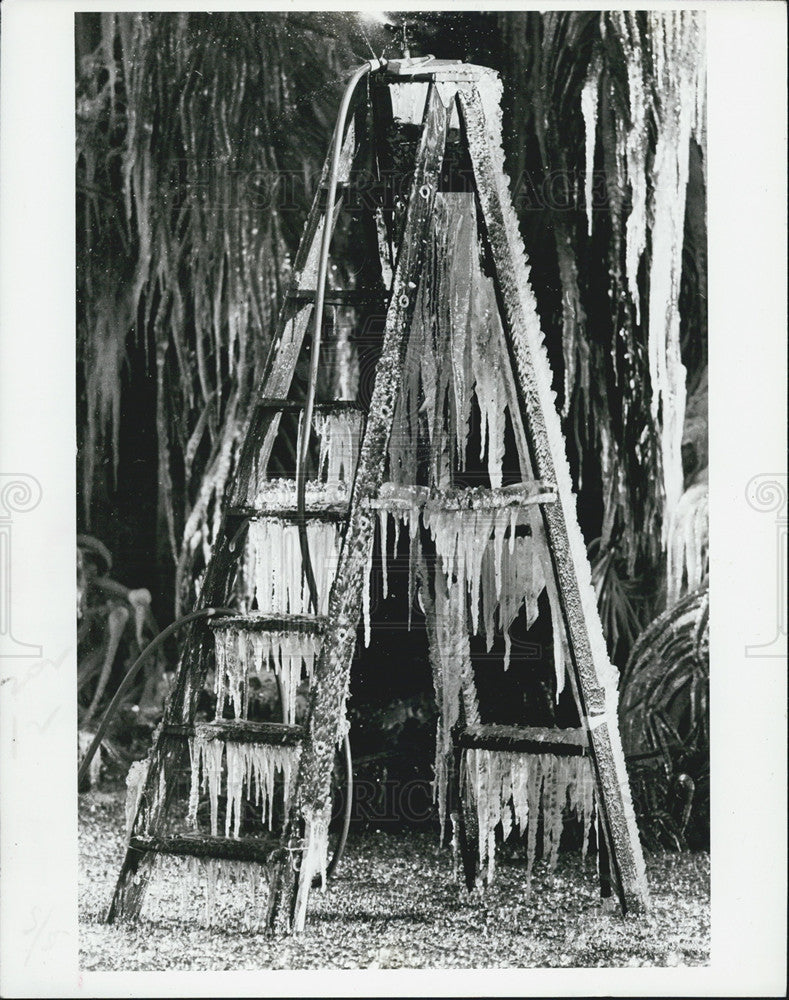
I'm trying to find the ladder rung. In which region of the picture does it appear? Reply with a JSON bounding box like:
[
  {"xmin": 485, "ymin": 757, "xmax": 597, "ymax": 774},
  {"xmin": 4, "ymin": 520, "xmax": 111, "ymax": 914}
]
[
  {"xmin": 129, "ymin": 833, "xmax": 279, "ymax": 865},
  {"xmin": 366, "ymin": 481, "xmax": 557, "ymax": 513},
  {"xmin": 458, "ymin": 724, "xmax": 588, "ymax": 756},
  {"xmin": 208, "ymin": 612, "xmax": 328, "ymax": 634},
  {"xmin": 163, "ymin": 720, "xmax": 303, "ymax": 746},
  {"xmin": 286, "ymin": 289, "xmax": 386, "ymax": 307},
  {"xmin": 226, "ymin": 506, "xmax": 348, "ymax": 523},
  {"xmin": 255, "ymin": 398, "xmax": 366, "ymax": 414}
]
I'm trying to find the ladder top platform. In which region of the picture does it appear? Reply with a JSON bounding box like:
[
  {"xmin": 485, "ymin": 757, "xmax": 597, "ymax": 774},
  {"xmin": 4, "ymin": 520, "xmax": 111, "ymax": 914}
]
[
  {"xmin": 208, "ymin": 612, "xmax": 328, "ymax": 633},
  {"xmin": 382, "ymin": 57, "xmax": 497, "ymax": 83}
]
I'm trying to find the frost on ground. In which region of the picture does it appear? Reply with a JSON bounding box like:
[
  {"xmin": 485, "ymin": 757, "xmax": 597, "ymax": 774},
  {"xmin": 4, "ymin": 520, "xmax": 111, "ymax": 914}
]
[{"xmin": 80, "ymin": 786, "xmax": 709, "ymax": 970}]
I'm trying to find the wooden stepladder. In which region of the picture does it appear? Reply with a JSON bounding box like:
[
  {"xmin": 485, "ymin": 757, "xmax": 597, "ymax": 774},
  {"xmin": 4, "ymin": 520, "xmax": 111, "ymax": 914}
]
[{"xmin": 108, "ymin": 58, "xmax": 649, "ymax": 936}]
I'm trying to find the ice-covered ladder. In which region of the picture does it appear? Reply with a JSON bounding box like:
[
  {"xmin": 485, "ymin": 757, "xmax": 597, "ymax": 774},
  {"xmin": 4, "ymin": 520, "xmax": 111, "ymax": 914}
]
[{"xmin": 107, "ymin": 57, "xmax": 648, "ymax": 935}]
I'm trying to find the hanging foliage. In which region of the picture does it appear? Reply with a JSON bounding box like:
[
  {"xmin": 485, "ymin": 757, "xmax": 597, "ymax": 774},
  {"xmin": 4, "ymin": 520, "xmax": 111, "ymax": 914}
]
[
  {"xmin": 497, "ymin": 10, "xmax": 707, "ymax": 614},
  {"xmin": 76, "ymin": 12, "xmax": 383, "ymax": 614}
]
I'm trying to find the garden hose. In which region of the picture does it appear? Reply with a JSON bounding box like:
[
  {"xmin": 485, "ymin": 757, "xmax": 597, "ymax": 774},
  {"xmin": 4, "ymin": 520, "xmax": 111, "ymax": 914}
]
[
  {"xmin": 295, "ymin": 57, "xmax": 387, "ymax": 613},
  {"xmin": 77, "ymin": 605, "xmax": 235, "ymax": 787}
]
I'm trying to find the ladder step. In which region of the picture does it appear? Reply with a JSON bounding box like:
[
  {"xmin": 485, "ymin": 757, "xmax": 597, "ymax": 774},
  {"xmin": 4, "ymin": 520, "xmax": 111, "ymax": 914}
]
[
  {"xmin": 287, "ymin": 288, "xmax": 386, "ymax": 307},
  {"xmin": 255, "ymin": 398, "xmax": 366, "ymax": 414},
  {"xmin": 458, "ymin": 724, "xmax": 588, "ymax": 756},
  {"xmin": 129, "ymin": 833, "xmax": 279, "ymax": 865},
  {"xmin": 366, "ymin": 481, "xmax": 557, "ymax": 513},
  {"xmin": 226, "ymin": 506, "xmax": 347, "ymax": 523},
  {"xmin": 208, "ymin": 612, "xmax": 328, "ymax": 634},
  {"xmin": 163, "ymin": 720, "xmax": 303, "ymax": 746}
]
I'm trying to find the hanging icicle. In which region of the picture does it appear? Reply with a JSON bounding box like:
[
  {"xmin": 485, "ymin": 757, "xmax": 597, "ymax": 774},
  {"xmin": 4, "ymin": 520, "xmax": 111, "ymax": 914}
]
[
  {"xmin": 461, "ymin": 749, "xmax": 597, "ymax": 885},
  {"xmin": 386, "ymin": 192, "xmax": 513, "ymax": 490},
  {"xmin": 312, "ymin": 409, "xmax": 364, "ymax": 486},
  {"xmin": 249, "ymin": 517, "xmax": 341, "ymax": 615},
  {"xmin": 601, "ymin": 11, "xmax": 706, "ymax": 542},
  {"xmin": 157, "ymin": 854, "xmax": 269, "ymax": 930},
  {"xmin": 125, "ymin": 758, "xmax": 150, "ymax": 838},
  {"xmin": 581, "ymin": 54, "xmax": 602, "ymax": 238},
  {"xmin": 213, "ymin": 625, "xmax": 321, "ymax": 722},
  {"xmin": 187, "ymin": 730, "xmax": 300, "ymax": 837}
]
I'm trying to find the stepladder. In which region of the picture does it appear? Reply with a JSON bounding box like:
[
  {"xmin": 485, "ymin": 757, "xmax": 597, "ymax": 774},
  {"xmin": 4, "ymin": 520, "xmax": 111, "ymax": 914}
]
[{"xmin": 108, "ymin": 56, "xmax": 649, "ymax": 936}]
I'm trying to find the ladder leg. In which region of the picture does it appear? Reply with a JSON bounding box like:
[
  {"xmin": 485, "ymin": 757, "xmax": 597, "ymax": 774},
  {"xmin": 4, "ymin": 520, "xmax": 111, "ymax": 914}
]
[
  {"xmin": 107, "ymin": 735, "xmax": 186, "ymax": 922},
  {"xmin": 597, "ymin": 812, "xmax": 614, "ymax": 903},
  {"xmin": 452, "ymin": 742, "xmax": 481, "ymax": 890},
  {"xmin": 266, "ymin": 83, "xmax": 451, "ymax": 935},
  {"xmin": 456, "ymin": 85, "xmax": 649, "ymax": 914},
  {"xmin": 107, "ymin": 538, "xmax": 237, "ymax": 922}
]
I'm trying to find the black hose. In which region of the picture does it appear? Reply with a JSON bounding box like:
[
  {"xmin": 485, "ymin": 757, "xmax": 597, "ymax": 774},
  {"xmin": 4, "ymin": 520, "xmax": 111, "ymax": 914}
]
[
  {"xmin": 77, "ymin": 606, "xmax": 235, "ymax": 787},
  {"xmin": 295, "ymin": 58, "xmax": 386, "ymax": 613}
]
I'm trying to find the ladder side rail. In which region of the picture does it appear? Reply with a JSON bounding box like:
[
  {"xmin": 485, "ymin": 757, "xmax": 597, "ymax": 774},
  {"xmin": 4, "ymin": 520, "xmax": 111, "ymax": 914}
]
[
  {"xmin": 266, "ymin": 83, "xmax": 451, "ymax": 935},
  {"xmin": 251, "ymin": 121, "xmax": 359, "ymax": 481},
  {"xmin": 455, "ymin": 84, "xmax": 648, "ymax": 914}
]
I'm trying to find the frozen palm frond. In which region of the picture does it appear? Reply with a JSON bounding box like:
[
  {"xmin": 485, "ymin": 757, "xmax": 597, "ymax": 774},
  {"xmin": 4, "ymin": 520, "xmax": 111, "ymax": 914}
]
[
  {"xmin": 497, "ymin": 11, "xmax": 705, "ymax": 592},
  {"xmin": 187, "ymin": 732, "xmax": 299, "ymax": 837},
  {"xmin": 589, "ymin": 538, "xmax": 648, "ymax": 656},
  {"xmin": 666, "ymin": 478, "xmax": 708, "ymax": 605},
  {"xmin": 619, "ymin": 583, "xmax": 708, "ymax": 761},
  {"xmin": 596, "ymin": 10, "xmax": 705, "ymax": 550},
  {"xmin": 462, "ymin": 749, "xmax": 596, "ymax": 885},
  {"xmin": 213, "ymin": 627, "xmax": 321, "ymax": 722}
]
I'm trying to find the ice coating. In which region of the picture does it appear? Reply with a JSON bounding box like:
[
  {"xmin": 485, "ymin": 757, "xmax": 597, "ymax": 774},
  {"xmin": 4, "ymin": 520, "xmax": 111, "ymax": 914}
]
[
  {"xmin": 387, "ymin": 192, "xmax": 511, "ymax": 491},
  {"xmin": 254, "ymin": 477, "xmax": 349, "ymax": 511},
  {"xmin": 156, "ymin": 855, "xmax": 269, "ymax": 929}
]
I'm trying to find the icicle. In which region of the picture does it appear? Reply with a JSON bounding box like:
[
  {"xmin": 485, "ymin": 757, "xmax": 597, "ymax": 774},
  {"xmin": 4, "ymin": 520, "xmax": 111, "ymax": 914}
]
[
  {"xmin": 461, "ymin": 750, "xmax": 596, "ymax": 886},
  {"xmin": 379, "ymin": 508, "xmax": 389, "ymax": 599},
  {"xmin": 204, "ymin": 857, "xmax": 219, "ymax": 926},
  {"xmin": 188, "ymin": 733, "xmax": 300, "ymax": 837},
  {"xmin": 197, "ymin": 738, "xmax": 224, "ymax": 836},
  {"xmin": 362, "ymin": 538, "xmax": 373, "ymax": 648},
  {"xmin": 581, "ymin": 54, "xmax": 602, "ymax": 237},
  {"xmin": 187, "ymin": 737, "xmax": 200, "ymax": 827},
  {"xmin": 312, "ymin": 410, "xmax": 363, "ymax": 485},
  {"xmin": 213, "ymin": 627, "xmax": 321, "ymax": 725},
  {"xmin": 249, "ymin": 518, "xmax": 340, "ymax": 615},
  {"xmin": 425, "ymin": 500, "xmax": 549, "ymax": 673},
  {"xmin": 407, "ymin": 506, "xmax": 420, "ymax": 631},
  {"xmin": 125, "ymin": 758, "xmax": 149, "ymax": 838},
  {"xmin": 666, "ymin": 480, "xmax": 708, "ymax": 602}
]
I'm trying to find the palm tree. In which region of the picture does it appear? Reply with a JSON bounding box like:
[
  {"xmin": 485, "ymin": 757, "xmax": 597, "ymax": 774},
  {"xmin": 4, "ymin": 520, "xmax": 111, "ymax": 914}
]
[{"xmin": 76, "ymin": 10, "xmax": 707, "ymax": 645}]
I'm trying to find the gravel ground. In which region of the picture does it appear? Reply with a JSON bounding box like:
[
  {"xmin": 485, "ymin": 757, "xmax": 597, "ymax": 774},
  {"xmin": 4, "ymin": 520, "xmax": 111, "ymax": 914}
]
[{"xmin": 80, "ymin": 785, "xmax": 709, "ymax": 970}]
